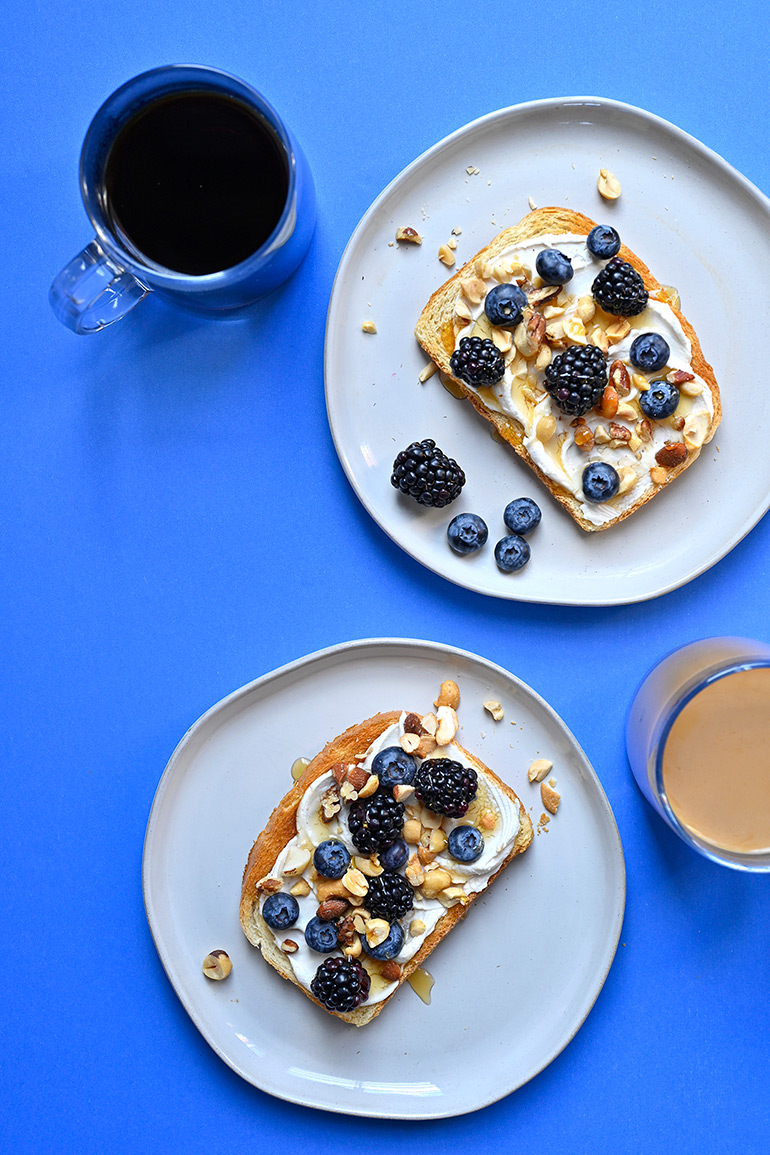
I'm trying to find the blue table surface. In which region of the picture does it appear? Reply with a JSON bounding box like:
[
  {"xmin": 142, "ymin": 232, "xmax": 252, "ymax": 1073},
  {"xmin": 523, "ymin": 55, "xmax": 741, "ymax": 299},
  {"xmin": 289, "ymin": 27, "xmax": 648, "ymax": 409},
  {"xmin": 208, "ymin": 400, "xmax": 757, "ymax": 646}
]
[{"xmin": 4, "ymin": 1, "xmax": 770, "ymax": 1151}]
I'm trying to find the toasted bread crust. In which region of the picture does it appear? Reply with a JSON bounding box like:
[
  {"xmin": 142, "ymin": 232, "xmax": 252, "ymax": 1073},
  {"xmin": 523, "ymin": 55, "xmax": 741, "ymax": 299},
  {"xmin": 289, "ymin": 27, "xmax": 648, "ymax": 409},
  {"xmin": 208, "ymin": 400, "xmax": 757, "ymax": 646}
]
[
  {"xmin": 415, "ymin": 208, "xmax": 721, "ymax": 531},
  {"xmin": 240, "ymin": 711, "xmax": 533, "ymax": 1026}
]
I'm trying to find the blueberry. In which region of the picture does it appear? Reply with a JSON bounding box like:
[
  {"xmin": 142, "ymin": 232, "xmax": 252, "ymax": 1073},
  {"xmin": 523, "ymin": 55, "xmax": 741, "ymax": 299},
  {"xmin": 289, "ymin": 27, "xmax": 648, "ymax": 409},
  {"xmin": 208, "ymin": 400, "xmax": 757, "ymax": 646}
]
[
  {"xmin": 484, "ymin": 283, "xmax": 528, "ymax": 328},
  {"xmin": 586, "ymin": 225, "xmax": 621, "ymax": 259},
  {"xmin": 379, "ymin": 838, "xmax": 408, "ymax": 871},
  {"xmin": 304, "ymin": 916, "xmax": 340, "ymax": 953},
  {"xmin": 639, "ymin": 380, "xmax": 680, "ymax": 420},
  {"xmin": 535, "ymin": 248, "xmax": 573, "ymax": 286},
  {"xmin": 363, "ymin": 920, "xmax": 404, "ymax": 961},
  {"xmin": 494, "ymin": 534, "xmax": 531, "ymax": 572},
  {"xmin": 503, "ymin": 497, "xmax": 541, "ymax": 536},
  {"xmin": 447, "ymin": 512, "xmax": 488, "ymax": 555},
  {"xmin": 630, "ymin": 333, "xmax": 670, "ymax": 372},
  {"xmin": 372, "ymin": 746, "xmax": 417, "ymax": 790},
  {"xmin": 313, "ymin": 839, "xmax": 351, "ymax": 879},
  {"xmin": 447, "ymin": 825, "xmax": 485, "ymax": 863},
  {"xmin": 582, "ymin": 462, "xmax": 620, "ymax": 502},
  {"xmin": 262, "ymin": 892, "xmax": 300, "ymax": 930}
]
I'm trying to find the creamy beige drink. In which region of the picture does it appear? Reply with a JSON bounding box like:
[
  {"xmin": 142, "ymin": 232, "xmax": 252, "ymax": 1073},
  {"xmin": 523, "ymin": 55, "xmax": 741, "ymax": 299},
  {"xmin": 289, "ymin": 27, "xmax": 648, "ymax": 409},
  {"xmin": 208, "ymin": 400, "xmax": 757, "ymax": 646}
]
[{"xmin": 661, "ymin": 667, "xmax": 770, "ymax": 853}]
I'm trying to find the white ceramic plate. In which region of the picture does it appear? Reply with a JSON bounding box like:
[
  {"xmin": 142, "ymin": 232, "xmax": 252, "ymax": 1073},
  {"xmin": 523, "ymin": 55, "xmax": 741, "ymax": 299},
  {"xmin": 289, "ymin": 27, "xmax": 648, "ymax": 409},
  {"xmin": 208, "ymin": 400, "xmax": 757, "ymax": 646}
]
[
  {"xmin": 143, "ymin": 639, "xmax": 625, "ymax": 1118},
  {"xmin": 325, "ymin": 96, "xmax": 770, "ymax": 605}
]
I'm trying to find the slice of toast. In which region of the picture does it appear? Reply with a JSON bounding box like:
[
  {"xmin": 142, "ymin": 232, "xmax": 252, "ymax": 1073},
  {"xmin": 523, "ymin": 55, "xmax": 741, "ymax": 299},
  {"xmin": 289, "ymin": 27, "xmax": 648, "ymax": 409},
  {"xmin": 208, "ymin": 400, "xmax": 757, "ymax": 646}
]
[
  {"xmin": 415, "ymin": 208, "xmax": 721, "ymax": 531},
  {"xmin": 240, "ymin": 709, "xmax": 533, "ymax": 1025}
]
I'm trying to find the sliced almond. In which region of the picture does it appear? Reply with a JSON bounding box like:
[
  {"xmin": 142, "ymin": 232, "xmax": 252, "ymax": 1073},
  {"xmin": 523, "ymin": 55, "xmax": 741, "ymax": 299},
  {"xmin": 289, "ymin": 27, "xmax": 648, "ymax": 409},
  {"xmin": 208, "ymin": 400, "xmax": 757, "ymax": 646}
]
[
  {"xmin": 418, "ymin": 361, "xmax": 437, "ymax": 383},
  {"xmin": 421, "ymin": 712, "xmax": 438, "ymax": 736},
  {"xmin": 281, "ymin": 846, "xmax": 312, "ymax": 877},
  {"xmin": 617, "ymin": 466, "xmax": 637, "ymax": 495},
  {"xmin": 528, "ymin": 758, "xmax": 553, "ymax": 783},
  {"xmin": 419, "ymin": 807, "xmax": 443, "ymax": 830},
  {"xmin": 605, "ymin": 318, "xmax": 631, "ymax": 342},
  {"xmin": 683, "ymin": 411, "xmax": 710, "ymax": 450},
  {"xmin": 416, "ymin": 734, "xmax": 438, "ymax": 758},
  {"xmin": 541, "ymin": 780, "xmax": 561, "ymax": 814},
  {"xmin": 353, "ymin": 855, "xmax": 383, "ymax": 878},
  {"xmin": 356, "ymin": 773, "xmax": 379, "ymax": 799},
  {"xmin": 438, "ymin": 244, "xmax": 456, "ymax": 266},
  {"xmin": 597, "ymin": 168, "xmax": 621, "ymax": 199},
  {"xmin": 459, "ymin": 276, "xmax": 487, "ymax": 305},
  {"xmin": 436, "ymin": 705, "xmax": 459, "ymax": 746}
]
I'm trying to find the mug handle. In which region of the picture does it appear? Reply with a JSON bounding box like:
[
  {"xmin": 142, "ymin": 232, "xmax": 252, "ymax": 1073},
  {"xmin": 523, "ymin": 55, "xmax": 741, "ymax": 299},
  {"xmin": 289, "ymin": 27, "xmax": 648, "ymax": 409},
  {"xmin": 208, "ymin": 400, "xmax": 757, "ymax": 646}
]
[{"xmin": 49, "ymin": 240, "xmax": 150, "ymax": 333}]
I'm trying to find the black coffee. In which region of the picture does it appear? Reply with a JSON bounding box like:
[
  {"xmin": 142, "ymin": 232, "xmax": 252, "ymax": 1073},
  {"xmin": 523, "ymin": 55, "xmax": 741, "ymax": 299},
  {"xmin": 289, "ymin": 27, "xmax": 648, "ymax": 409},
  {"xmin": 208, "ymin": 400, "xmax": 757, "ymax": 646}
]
[{"xmin": 103, "ymin": 90, "xmax": 289, "ymax": 275}]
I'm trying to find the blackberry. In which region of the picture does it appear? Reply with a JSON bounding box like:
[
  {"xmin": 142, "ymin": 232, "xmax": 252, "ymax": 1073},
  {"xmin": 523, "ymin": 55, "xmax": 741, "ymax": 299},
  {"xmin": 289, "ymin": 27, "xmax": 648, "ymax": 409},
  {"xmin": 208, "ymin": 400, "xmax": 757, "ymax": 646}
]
[
  {"xmin": 363, "ymin": 871, "xmax": 414, "ymax": 922},
  {"xmin": 391, "ymin": 438, "xmax": 466, "ymax": 508},
  {"xmin": 449, "ymin": 336, "xmax": 505, "ymax": 387},
  {"xmin": 310, "ymin": 956, "xmax": 370, "ymax": 1013},
  {"xmin": 414, "ymin": 758, "xmax": 478, "ymax": 817},
  {"xmin": 592, "ymin": 257, "xmax": 648, "ymax": 316},
  {"xmin": 544, "ymin": 345, "xmax": 608, "ymax": 417},
  {"xmin": 348, "ymin": 792, "xmax": 404, "ymax": 853}
]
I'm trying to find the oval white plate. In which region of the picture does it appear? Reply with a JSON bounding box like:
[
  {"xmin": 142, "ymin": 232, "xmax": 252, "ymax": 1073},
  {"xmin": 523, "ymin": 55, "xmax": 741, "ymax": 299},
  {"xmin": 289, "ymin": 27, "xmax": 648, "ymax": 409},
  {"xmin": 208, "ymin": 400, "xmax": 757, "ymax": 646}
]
[
  {"xmin": 325, "ymin": 96, "xmax": 770, "ymax": 604},
  {"xmin": 143, "ymin": 638, "xmax": 625, "ymax": 1118}
]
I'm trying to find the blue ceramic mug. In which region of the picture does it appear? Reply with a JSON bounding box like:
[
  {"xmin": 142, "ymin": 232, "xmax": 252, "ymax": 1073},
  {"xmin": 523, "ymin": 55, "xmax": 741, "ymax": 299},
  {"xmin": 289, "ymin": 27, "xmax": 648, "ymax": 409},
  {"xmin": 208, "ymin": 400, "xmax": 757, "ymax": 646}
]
[{"xmin": 50, "ymin": 65, "xmax": 316, "ymax": 333}]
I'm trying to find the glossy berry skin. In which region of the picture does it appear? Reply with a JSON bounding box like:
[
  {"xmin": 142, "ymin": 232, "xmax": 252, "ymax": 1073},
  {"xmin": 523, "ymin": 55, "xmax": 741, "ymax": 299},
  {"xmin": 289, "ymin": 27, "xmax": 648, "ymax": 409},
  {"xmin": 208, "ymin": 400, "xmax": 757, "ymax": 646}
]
[
  {"xmin": 310, "ymin": 957, "xmax": 370, "ymax": 1012},
  {"xmin": 447, "ymin": 512, "xmax": 489, "ymax": 555},
  {"xmin": 348, "ymin": 792, "xmax": 405, "ymax": 853},
  {"xmin": 364, "ymin": 871, "xmax": 415, "ymax": 921},
  {"xmin": 391, "ymin": 438, "xmax": 466, "ymax": 508},
  {"xmin": 639, "ymin": 380, "xmax": 680, "ymax": 420},
  {"xmin": 379, "ymin": 838, "xmax": 408, "ymax": 871},
  {"xmin": 363, "ymin": 920, "xmax": 405, "ymax": 961},
  {"xmin": 535, "ymin": 248, "xmax": 573, "ymax": 285},
  {"xmin": 544, "ymin": 344, "xmax": 608, "ymax": 417},
  {"xmin": 313, "ymin": 839, "xmax": 351, "ymax": 879},
  {"xmin": 494, "ymin": 534, "xmax": 531, "ymax": 573},
  {"xmin": 447, "ymin": 825, "xmax": 485, "ymax": 863},
  {"xmin": 582, "ymin": 462, "xmax": 620, "ymax": 502},
  {"xmin": 415, "ymin": 758, "xmax": 478, "ymax": 818},
  {"xmin": 372, "ymin": 747, "xmax": 417, "ymax": 790},
  {"xmin": 630, "ymin": 333, "xmax": 670, "ymax": 372},
  {"xmin": 484, "ymin": 283, "xmax": 528, "ymax": 328},
  {"xmin": 449, "ymin": 336, "xmax": 505, "ymax": 387},
  {"xmin": 304, "ymin": 916, "xmax": 340, "ymax": 953},
  {"xmin": 592, "ymin": 257, "xmax": 648, "ymax": 316},
  {"xmin": 262, "ymin": 892, "xmax": 300, "ymax": 930},
  {"xmin": 503, "ymin": 497, "xmax": 541, "ymax": 536},
  {"xmin": 586, "ymin": 225, "xmax": 621, "ymax": 259}
]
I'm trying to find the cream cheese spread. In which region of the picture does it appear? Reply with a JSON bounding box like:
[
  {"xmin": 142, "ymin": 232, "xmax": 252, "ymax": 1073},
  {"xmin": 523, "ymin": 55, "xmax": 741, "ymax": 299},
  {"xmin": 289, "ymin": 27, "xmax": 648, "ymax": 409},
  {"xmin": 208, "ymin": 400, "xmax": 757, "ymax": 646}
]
[
  {"xmin": 453, "ymin": 233, "xmax": 715, "ymax": 527},
  {"xmin": 260, "ymin": 713, "xmax": 522, "ymax": 1006}
]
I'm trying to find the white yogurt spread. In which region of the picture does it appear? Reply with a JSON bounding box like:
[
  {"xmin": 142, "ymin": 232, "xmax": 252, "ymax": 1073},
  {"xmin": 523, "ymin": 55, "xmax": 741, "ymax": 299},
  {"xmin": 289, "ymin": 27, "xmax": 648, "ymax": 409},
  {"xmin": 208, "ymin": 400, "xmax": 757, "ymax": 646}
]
[
  {"xmin": 453, "ymin": 233, "xmax": 715, "ymax": 527},
  {"xmin": 260, "ymin": 713, "xmax": 521, "ymax": 1006}
]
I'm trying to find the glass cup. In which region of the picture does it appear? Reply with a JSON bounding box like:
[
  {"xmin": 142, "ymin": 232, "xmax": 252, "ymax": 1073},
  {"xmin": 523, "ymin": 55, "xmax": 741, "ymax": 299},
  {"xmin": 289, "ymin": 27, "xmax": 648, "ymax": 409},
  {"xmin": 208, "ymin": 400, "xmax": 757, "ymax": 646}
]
[
  {"xmin": 50, "ymin": 65, "xmax": 316, "ymax": 333},
  {"xmin": 626, "ymin": 637, "xmax": 770, "ymax": 871}
]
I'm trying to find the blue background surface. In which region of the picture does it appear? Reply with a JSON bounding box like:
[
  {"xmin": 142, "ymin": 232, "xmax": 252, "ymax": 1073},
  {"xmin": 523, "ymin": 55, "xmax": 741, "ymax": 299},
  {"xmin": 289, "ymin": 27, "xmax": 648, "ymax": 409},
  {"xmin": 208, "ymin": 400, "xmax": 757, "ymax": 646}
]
[{"xmin": 3, "ymin": 1, "xmax": 770, "ymax": 1151}]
